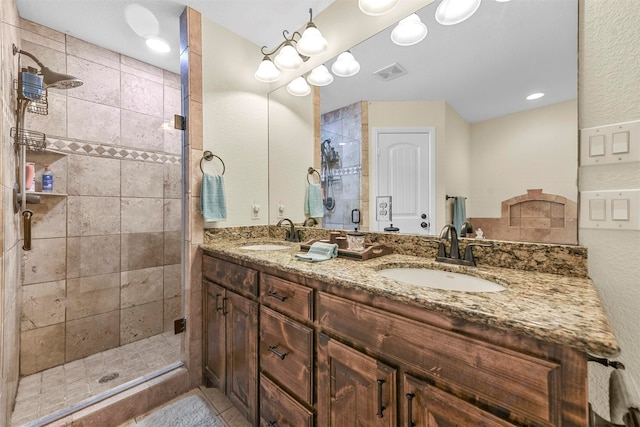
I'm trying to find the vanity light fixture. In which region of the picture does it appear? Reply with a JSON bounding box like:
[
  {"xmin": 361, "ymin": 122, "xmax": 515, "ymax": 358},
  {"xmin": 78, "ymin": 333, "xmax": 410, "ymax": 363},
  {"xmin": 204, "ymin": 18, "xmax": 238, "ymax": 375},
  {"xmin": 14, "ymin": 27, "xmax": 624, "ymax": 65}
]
[
  {"xmin": 435, "ymin": 0, "xmax": 482, "ymax": 25},
  {"xmin": 296, "ymin": 9, "xmax": 328, "ymax": 56},
  {"xmin": 287, "ymin": 76, "xmax": 312, "ymax": 96},
  {"xmin": 526, "ymin": 92, "xmax": 545, "ymax": 100},
  {"xmin": 254, "ymin": 8, "xmax": 327, "ymax": 82},
  {"xmin": 391, "ymin": 14, "xmax": 428, "ymax": 46},
  {"xmin": 331, "ymin": 51, "xmax": 361, "ymax": 77},
  {"xmin": 307, "ymin": 65, "xmax": 334, "ymax": 86},
  {"xmin": 358, "ymin": 0, "xmax": 399, "ymax": 16}
]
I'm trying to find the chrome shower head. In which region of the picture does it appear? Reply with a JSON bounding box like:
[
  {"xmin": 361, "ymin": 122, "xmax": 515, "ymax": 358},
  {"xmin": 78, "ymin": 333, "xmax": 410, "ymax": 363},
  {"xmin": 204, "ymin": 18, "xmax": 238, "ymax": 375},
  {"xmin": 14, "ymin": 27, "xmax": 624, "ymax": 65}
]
[{"xmin": 13, "ymin": 44, "xmax": 83, "ymax": 89}]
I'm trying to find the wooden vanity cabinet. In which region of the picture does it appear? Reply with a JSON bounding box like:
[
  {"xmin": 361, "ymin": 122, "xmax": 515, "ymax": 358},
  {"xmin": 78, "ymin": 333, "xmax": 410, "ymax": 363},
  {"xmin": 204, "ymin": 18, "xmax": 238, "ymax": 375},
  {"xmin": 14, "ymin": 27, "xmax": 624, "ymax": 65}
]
[
  {"xmin": 318, "ymin": 333, "xmax": 397, "ymax": 427},
  {"xmin": 203, "ymin": 256, "xmax": 259, "ymax": 424}
]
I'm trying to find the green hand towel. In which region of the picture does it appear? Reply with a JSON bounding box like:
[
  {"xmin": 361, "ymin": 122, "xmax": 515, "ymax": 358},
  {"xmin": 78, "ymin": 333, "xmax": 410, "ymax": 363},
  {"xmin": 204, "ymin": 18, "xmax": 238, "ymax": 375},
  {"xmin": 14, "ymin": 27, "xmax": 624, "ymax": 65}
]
[{"xmin": 295, "ymin": 242, "xmax": 338, "ymax": 262}]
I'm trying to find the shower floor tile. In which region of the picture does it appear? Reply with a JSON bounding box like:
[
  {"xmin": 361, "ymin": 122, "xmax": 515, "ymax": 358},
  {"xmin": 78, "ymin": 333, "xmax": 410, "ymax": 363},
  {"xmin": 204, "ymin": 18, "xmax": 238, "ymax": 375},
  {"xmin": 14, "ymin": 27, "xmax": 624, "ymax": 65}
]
[{"xmin": 10, "ymin": 331, "xmax": 182, "ymax": 427}]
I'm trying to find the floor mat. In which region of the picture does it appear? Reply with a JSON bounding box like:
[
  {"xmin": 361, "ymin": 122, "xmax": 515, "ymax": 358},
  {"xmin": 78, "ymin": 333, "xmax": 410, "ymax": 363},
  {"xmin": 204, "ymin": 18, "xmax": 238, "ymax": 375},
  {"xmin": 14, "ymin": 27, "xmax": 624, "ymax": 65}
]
[{"xmin": 136, "ymin": 393, "xmax": 226, "ymax": 427}]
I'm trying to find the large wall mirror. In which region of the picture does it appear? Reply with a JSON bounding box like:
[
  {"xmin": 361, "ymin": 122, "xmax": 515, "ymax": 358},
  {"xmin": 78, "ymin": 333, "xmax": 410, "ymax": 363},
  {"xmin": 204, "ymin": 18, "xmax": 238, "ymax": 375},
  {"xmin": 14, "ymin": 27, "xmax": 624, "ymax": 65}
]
[{"xmin": 268, "ymin": 0, "xmax": 578, "ymax": 244}]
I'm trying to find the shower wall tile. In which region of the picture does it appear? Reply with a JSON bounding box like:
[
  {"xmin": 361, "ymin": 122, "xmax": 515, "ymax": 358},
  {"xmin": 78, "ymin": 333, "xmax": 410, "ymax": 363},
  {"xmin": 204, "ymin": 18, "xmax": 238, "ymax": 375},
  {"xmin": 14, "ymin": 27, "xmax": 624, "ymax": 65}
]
[
  {"xmin": 164, "ymin": 127, "xmax": 182, "ymax": 155},
  {"xmin": 164, "ymin": 86, "xmax": 181, "ymax": 121},
  {"xmin": 164, "ymin": 199, "xmax": 181, "ymax": 232},
  {"xmin": 121, "ymin": 198, "xmax": 163, "ymax": 234},
  {"xmin": 66, "ymin": 235, "xmax": 120, "ymax": 279},
  {"xmin": 163, "ymin": 264, "xmax": 181, "ymax": 299},
  {"xmin": 30, "ymin": 196, "xmax": 66, "ymax": 239},
  {"xmin": 121, "ymin": 55, "xmax": 164, "ymax": 81},
  {"xmin": 120, "ymin": 110, "xmax": 164, "ymax": 152},
  {"xmin": 65, "ymin": 35, "xmax": 121, "ymax": 70},
  {"xmin": 20, "ymin": 30, "xmax": 65, "ymax": 58},
  {"xmin": 19, "ymin": 18, "xmax": 65, "ymax": 45},
  {"xmin": 121, "ymin": 232, "xmax": 164, "ymax": 272},
  {"xmin": 67, "ymin": 155, "xmax": 120, "ymax": 196},
  {"xmin": 120, "ymin": 300, "xmax": 163, "ymax": 345},
  {"xmin": 22, "ymin": 92, "xmax": 67, "ymax": 138},
  {"xmin": 20, "ymin": 323, "xmax": 65, "ymax": 376},
  {"xmin": 164, "ymin": 297, "xmax": 181, "ymax": 333},
  {"xmin": 164, "ymin": 163, "xmax": 181, "ymax": 199},
  {"xmin": 21, "ymin": 280, "xmax": 65, "ymax": 331},
  {"xmin": 67, "ymin": 196, "xmax": 120, "ymax": 236},
  {"xmin": 23, "ymin": 237, "xmax": 66, "ymax": 285},
  {"xmin": 65, "ymin": 311, "xmax": 120, "ymax": 362},
  {"xmin": 66, "ymin": 273, "xmax": 120, "ymax": 321},
  {"xmin": 164, "ymin": 231, "xmax": 181, "ymax": 265},
  {"xmin": 67, "ymin": 56, "xmax": 121, "ymax": 108},
  {"xmin": 163, "ymin": 70, "xmax": 181, "ymax": 89},
  {"xmin": 121, "ymin": 160, "xmax": 164, "ymax": 198},
  {"xmin": 67, "ymin": 97, "xmax": 120, "ymax": 145},
  {"xmin": 120, "ymin": 267, "xmax": 163, "ymax": 309},
  {"xmin": 121, "ymin": 72, "xmax": 163, "ymax": 117}
]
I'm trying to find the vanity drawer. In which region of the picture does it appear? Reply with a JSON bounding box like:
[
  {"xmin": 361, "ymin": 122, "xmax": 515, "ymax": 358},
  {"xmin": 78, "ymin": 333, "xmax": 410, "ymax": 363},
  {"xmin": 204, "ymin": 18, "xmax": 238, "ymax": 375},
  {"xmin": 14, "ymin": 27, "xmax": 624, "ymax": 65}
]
[
  {"xmin": 260, "ymin": 306, "xmax": 313, "ymax": 405},
  {"xmin": 260, "ymin": 374, "xmax": 313, "ymax": 427},
  {"xmin": 203, "ymin": 255, "xmax": 258, "ymax": 297},
  {"xmin": 260, "ymin": 273, "xmax": 313, "ymax": 322},
  {"xmin": 318, "ymin": 292, "xmax": 561, "ymax": 426}
]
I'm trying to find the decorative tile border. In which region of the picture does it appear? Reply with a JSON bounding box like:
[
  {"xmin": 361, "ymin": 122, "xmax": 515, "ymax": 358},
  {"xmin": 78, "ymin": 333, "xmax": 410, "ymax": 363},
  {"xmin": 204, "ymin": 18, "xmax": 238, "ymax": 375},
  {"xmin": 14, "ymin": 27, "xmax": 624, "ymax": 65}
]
[{"xmin": 44, "ymin": 137, "xmax": 181, "ymax": 165}]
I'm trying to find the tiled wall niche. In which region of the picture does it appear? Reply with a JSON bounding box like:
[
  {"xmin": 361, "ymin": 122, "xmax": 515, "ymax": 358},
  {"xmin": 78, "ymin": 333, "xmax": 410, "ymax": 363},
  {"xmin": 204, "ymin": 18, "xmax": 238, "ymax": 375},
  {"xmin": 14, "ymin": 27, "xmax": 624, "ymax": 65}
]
[{"xmin": 17, "ymin": 19, "xmax": 183, "ymax": 375}]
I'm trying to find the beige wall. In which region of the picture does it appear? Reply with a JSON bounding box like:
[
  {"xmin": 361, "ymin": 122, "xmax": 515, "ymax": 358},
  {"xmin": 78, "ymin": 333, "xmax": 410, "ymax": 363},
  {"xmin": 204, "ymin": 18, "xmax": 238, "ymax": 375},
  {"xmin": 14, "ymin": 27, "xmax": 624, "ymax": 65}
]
[
  {"xmin": 202, "ymin": 17, "xmax": 269, "ymax": 227},
  {"xmin": 1, "ymin": 0, "xmax": 22, "ymax": 423},
  {"xmin": 579, "ymin": 0, "xmax": 640, "ymax": 413},
  {"xmin": 470, "ymin": 100, "xmax": 578, "ymax": 218}
]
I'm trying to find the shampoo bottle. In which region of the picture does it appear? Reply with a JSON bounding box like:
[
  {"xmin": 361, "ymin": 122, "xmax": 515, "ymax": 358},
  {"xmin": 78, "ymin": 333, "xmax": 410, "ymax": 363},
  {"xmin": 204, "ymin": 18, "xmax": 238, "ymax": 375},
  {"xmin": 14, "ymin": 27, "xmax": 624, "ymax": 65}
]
[{"xmin": 42, "ymin": 165, "xmax": 53, "ymax": 192}]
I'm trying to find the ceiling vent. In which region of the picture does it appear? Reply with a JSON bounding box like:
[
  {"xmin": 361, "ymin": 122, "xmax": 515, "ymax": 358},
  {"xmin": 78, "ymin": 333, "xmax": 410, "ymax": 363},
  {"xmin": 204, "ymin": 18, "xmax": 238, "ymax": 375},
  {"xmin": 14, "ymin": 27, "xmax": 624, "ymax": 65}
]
[{"xmin": 373, "ymin": 62, "xmax": 407, "ymax": 81}]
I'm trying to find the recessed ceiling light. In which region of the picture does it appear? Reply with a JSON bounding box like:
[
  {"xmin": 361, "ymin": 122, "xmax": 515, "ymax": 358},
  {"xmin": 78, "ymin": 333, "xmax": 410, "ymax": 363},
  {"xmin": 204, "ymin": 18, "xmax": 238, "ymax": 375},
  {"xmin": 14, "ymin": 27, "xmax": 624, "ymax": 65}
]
[
  {"xmin": 526, "ymin": 92, "xmax": 545, "ymax": 100},
  {"xmin": 146, "ymin": 37, "xmax": 170, "ymax": 53}
]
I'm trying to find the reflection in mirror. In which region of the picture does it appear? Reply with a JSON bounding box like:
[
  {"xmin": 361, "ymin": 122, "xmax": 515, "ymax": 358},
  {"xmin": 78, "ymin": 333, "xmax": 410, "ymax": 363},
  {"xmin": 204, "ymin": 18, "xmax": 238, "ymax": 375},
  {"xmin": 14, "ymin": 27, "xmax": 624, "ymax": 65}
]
[{"xmin": 269, "ymin": 0, "xmax": 578, "ymax": 244}]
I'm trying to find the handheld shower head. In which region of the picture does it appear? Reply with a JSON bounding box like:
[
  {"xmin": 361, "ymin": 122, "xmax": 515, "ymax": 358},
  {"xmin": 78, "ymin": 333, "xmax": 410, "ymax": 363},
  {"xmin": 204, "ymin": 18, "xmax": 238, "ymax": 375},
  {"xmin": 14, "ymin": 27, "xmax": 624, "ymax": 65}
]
[{"xmin": 13, "ymin": 44, "xmax": 83, "ymax": 89}]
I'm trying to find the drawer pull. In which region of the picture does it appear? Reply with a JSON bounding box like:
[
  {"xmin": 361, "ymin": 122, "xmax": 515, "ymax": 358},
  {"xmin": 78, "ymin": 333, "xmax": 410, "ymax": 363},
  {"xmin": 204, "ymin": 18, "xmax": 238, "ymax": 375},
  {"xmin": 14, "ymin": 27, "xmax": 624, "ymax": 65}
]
[
  {"xmin": 268, "ymin": 345, "xmax": 288, "ymax": 360},
  {"xmin": 267, "ymin": 422, "xmax": 278, "ymax": 427},
  {"xmin": 267, "ymin": 291, "xmax": 288, "ymax": 302},
  {"xmin": 215, "ymin": 293, "xmax": 223, "ymax": 312},
  {"xmin": 406, "ymin": 393, "xmax": 416, "ymax": 427},
  {"xmin": 376, "ymin": 379, "xmax": 386, "ymax": 418},
  {"xmin": 222, "ymin": 297, "xmax": 228, "ymax": 315}
]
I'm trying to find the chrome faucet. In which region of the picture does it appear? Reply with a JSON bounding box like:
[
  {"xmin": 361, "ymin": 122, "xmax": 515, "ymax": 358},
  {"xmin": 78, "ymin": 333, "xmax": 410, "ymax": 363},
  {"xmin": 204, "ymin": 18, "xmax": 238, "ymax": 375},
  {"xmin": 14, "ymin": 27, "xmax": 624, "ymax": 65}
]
[{"xmin": 277, "ymin": 218, "xmax": 301, "ymax": 242}]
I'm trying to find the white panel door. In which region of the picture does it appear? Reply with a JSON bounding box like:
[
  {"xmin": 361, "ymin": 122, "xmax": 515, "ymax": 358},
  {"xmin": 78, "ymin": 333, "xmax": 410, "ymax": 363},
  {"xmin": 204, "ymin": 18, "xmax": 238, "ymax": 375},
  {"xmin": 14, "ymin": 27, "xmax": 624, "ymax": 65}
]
[{"xmin": 377, "ymin": 131, "xmax": 434, "ymax": 235}]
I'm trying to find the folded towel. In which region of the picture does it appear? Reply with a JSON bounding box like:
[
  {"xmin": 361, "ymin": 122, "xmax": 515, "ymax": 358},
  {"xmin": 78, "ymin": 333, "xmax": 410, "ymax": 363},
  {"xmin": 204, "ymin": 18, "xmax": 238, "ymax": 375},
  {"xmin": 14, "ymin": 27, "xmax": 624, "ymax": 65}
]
[
  {"xmin": 201, "ymin": 174, "xmax": 227, "ymax": 222},
  {"xmin": 453, "ymin": 196, "xmax": 466, "ymax": 237},
  {"xmin": 305, "ymin": 183, "xmax": 324, "ymax": 218},
  {"xmin": 295, "ymin": 242, "xmax": 338, "ymax": 262}
]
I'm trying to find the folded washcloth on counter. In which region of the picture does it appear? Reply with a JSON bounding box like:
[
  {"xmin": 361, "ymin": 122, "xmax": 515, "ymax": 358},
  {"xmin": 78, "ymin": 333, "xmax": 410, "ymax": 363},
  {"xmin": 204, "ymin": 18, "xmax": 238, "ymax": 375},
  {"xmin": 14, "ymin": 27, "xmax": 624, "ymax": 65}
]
[
  {"xmin": 295, "ymin": 242, "xmax": 339, "ymax": 262},
  {"xmin": 305, "ymin": 183, "xmax": 324, "ymax": 218},
  {"xmin": 201, "ymin": 173, "xmax": 227, "ymax": 222}
]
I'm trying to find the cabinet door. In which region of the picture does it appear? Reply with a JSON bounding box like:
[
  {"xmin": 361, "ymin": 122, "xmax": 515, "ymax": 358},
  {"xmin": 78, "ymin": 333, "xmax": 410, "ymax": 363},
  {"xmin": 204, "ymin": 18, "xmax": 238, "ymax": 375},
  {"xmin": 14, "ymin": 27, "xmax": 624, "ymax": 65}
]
[
  {"xmin": 318, "ymin": 333, "xmax": 396, "ymax": 427},
  {"xmin": 204, "ymin": 280, "xmax": 226, "ymax": 389},
  {"xmin": 226, "ymin": 291, "xmax": 259, "ymax": 424},
  {"xmin": 403, "ymin": 374, "xmax": 514, "ymax": 427}
]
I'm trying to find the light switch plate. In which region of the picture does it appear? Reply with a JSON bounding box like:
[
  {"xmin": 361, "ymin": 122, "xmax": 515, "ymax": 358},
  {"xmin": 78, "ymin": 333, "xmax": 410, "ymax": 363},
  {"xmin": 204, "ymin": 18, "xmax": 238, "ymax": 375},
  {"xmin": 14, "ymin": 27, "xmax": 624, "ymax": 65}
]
[
  {"xmin": 580, "ymin": 120, "xmax": 640, "ymax": 166},
  {"xmin": 580, "ymin": 190, "xmax": 640, "ymax": 230}
]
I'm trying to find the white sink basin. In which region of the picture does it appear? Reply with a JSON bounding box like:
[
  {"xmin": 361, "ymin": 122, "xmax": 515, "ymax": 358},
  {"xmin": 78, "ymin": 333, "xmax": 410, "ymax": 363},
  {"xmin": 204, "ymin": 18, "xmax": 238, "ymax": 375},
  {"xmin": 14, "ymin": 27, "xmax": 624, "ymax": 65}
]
[
  {"xmin": 378, "ymin": 268, "xmax": 506, "ymax": 292},
  {"xmin": 239, "ymin": 244, "xmax": 290, "ymax": 251}
]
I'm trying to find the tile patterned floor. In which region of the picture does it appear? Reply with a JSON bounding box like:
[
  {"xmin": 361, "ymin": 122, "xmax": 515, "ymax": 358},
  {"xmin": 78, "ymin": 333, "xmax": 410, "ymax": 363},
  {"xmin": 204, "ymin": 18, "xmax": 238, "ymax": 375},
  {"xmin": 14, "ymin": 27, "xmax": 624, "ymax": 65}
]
[
  {"xmin": 120, "ymin": 386, "xmax": 251, "ymax": 427},
  {"xmin": 11, "ymin": 331, "xmax": 182, "ymax": 427}
]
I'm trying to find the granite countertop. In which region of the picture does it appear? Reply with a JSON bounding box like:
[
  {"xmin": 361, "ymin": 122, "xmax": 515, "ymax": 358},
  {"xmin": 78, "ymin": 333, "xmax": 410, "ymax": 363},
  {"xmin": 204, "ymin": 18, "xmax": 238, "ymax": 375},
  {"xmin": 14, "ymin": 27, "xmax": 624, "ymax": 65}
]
[{"xmin": 201, "ymin": 239, "xmax": 619, "ymax": 357}]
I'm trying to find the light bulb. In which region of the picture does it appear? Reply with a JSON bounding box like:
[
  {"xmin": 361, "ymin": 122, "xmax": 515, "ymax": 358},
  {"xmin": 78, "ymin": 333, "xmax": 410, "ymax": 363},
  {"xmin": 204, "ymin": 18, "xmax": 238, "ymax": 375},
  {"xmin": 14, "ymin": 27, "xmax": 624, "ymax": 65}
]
[
  {"xmin": 287, "ymin": 76, "xmax": 311, "ymax": 96},
  {"xmin": 274, "ymin": 43, "xmax": 303, "ymax": 70},
  {"xmin": 391, "ymin": 14, "xmax": 427, "ymax": 46},
  {"xmin": 331, "ymin": 52, "xmax": 361, "ymax": 77},
  {"xmin": 307, "ymin": 65, "xmax": 334, "ymax": 86},
  {"xmin": 358, "ymin": 0, "xmax": 399, "ymax": 16},
  {"xmin": 255, "ymin": 57, "xmax": 281, "ymax": 82},
  {"xmin": 435, "ymin": 0, "xmax": 482, "ymax": 25}
]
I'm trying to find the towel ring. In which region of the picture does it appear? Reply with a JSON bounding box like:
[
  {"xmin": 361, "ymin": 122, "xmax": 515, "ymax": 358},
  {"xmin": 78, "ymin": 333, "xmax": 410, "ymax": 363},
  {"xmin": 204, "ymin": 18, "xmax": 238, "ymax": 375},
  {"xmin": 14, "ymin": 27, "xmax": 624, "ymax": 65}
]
[
  {"xmin": 307, "ymin": 167, "xmax": 321, "ymax": 184},
  {"xmin": 200, "ymin": 150, "xmax": 225, "ymax": 175}
]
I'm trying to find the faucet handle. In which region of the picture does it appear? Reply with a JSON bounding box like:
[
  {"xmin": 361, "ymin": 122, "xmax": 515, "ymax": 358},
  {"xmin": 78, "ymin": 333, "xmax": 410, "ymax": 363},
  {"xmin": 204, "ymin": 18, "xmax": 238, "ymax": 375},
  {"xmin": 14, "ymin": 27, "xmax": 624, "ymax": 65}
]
[{"xmin": 463, "ymin": 243, "xmax": 492, "ymax": 266}]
